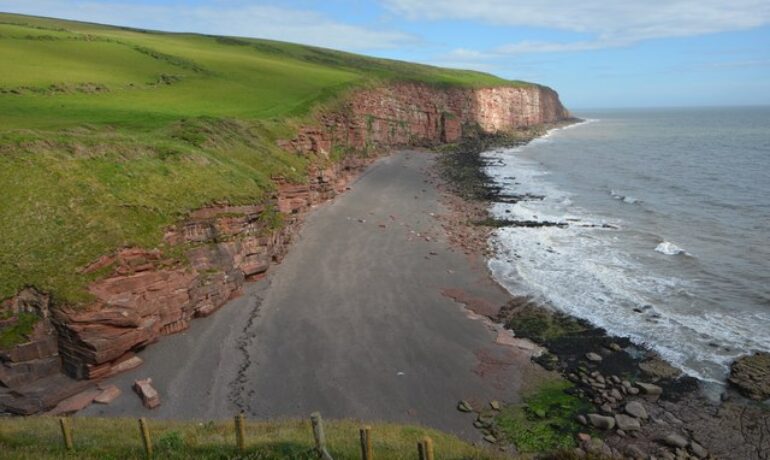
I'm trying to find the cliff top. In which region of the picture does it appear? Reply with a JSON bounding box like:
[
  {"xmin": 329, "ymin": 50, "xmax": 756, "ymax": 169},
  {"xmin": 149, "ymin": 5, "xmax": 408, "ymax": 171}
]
[{"xmin": 0, "ymin": 12, "xmax": 532, "ymax": 132}]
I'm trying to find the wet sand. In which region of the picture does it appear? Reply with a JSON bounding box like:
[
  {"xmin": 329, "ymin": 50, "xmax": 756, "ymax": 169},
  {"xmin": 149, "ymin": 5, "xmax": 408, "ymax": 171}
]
[{"xmin": 82, "ymin": 150, "xmax": 547, "ymax": 439}]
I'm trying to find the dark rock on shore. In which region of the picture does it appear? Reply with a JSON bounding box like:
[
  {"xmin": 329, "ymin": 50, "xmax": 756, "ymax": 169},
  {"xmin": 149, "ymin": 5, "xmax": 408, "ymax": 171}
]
[
  {"xmin": 728, "ymin": 352, "xmax": 770, "ymax": 401},
  {"xmin": 493, "ymin": 298, "xmax": 770, "ymax": 459}
]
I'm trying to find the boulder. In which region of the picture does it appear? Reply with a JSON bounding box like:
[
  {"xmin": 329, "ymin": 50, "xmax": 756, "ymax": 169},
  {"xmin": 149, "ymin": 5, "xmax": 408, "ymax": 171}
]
[
  {"xmin": 457, "ymin": 400, "xmax": 473, "ymax": 412},
  {"xmin": 661, "ymin": 433, "xmax": 688, "ymax": 448},
  {"xmin": 586, "ymin": 352, "xmax": 603, "ymax": 362},
  {"xmin": 689, "ymin": 441, "xmax": 708, "ymax": 458},
  {"xmin": 624, "ymin": 444, "xmax": 646, "ymax": 459},
  {"xmin": 636, "ymin": 382, "xmax": 663, "ymax": 395},
  {"xmin": 133, "ymin": 378, "xmax": 160, "ymax": 409},
  {"xmin": 614, "ymin": 413, "xmax": 641, "ymax": 431},
  {"xmin": 587, "ymin": 413, "xmax": 616, "ymax": 430},
  {"xmin": 624, "ymin": 401, "xmax": 648, "ymax": 419},
  {"xmin": 728, "ymin": 352, "xmax": 770, "ymax": 401},
  {"xmin": 584, "ymin": 438, "xmax": 612, "ymax": 457}
]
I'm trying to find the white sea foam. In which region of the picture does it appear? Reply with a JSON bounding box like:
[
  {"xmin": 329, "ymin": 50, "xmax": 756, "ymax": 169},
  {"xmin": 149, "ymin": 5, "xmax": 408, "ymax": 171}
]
[
  {"xmin": 655, "ymin": 241, "xmax": 688, "ymax": 256},
  {"xmin": 610, "ymin": 190, "xmax": 640, "ymax": 204},
  {"xmin": 482, "ymin": 121, "xmax": 770, "ymax": 383}
]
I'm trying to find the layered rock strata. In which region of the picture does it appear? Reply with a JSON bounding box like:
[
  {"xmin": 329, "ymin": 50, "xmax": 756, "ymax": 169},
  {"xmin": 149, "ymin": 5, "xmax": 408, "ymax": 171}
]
[{"xmin": 0, "ymin": 82, "xmax": 569, "ymax": 413}]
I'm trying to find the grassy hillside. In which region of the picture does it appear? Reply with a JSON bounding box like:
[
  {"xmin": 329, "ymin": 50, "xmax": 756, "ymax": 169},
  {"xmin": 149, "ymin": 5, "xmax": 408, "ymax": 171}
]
[
  {"xmin": 0, "ymin": 12, "xmax": 531, "ymax": 308},
  {"xmin": 0, "ymin": 416, "xmax": 506, "ymax": 459}
]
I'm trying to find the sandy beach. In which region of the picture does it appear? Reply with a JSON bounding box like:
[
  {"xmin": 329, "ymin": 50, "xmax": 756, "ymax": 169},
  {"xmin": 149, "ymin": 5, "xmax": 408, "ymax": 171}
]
[{"xmin": 81, "ymin": 150, "xmax": 548, "ymax": 439}]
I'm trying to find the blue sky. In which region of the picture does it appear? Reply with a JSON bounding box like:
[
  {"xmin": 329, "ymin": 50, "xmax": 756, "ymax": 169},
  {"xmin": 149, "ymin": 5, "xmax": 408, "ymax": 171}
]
[{"xmin": 2, "ymin": 0, "xmax": 769, "ymax": 108}]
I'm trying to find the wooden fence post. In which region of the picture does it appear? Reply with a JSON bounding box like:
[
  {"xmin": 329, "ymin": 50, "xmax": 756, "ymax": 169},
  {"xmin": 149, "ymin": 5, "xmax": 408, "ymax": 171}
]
[
  {"xmin": 422, "ymin": 436, "xmax": 434, "ymax": 460},
  {"xmin": 417, "ymin": 436, "xmax": 434, "ymax": 460},
  {"xmin": 138, "ymin": 417, "xmax": 153, "ymax": 458},
  {"xmin": 310, "ymin": 412, "xmax": 334, "ymax": 460},
  {"xmin": 359, "ymin": 425, "xmax": 373, "ymax": 460},
  {"xmin": 235, "ymin": 413, "xmax": 246, "ymax": 451},
  {"xmin": 59, "ymin": 417, "xmax": 73, "ymax": 451}
]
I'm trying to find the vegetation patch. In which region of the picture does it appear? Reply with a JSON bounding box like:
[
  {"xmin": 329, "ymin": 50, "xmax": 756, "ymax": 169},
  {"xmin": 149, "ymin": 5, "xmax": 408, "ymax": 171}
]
[
  {"xmin": 499, "ymin": 303, "xmax": 590, "ymax": 344},
  {"xmin": 495, "ymin": 380, "xmax": 590, "ymax": 454},
  {"xmin": 0, "ymin": 312, "xmax": 39, "ymax": 350}
]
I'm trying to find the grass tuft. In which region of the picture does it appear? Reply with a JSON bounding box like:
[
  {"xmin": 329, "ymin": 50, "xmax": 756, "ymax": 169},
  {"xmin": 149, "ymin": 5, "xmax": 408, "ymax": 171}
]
[{"xmin": 0, "ymin": 312, "xmax": 39, "ymax": 350}]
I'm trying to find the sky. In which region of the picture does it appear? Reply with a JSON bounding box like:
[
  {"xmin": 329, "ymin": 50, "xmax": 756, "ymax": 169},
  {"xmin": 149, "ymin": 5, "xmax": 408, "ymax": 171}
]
[{"xmin": 2, "ymin": 0, "xmax": 769, "ymax": 109}]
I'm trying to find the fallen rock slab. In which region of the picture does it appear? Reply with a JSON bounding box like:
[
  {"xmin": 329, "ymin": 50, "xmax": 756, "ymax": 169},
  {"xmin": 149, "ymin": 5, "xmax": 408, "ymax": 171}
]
[
  {"xmin": 133, "ymin": 378, "xmax": 160, "ymax": 409},
  {"xmin": 45, "ymin": 387, "xmax": 101, "ymax": 415},
  {"xmin": 106, "ymin": 354, "xmax": 143, "ymax": 378},
  {"xmin": 94, "ymin": 385, "xmax": 121, "ymax": 404}
]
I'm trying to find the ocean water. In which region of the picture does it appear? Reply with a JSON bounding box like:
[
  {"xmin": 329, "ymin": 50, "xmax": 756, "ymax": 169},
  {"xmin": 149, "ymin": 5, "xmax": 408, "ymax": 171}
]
[{"xmin": 485, "ymin": 107, "xmax": 770, "ymax": 383}]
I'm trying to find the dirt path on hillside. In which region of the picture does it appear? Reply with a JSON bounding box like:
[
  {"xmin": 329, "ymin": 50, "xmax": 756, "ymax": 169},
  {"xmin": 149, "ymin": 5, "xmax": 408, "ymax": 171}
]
[{"xmin": 81, "ymin": 151, "xmax": 547, "ymax": 439}]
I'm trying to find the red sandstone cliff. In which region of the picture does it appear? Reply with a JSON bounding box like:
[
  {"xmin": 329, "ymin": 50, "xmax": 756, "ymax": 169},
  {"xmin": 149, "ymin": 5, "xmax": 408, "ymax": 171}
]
[
  {"xmin": 280, "ymin": 83, "xmax": 569, "ymax": 156},
  {"xmin": 0, "ymin": 82, "xmax": 569, "ymax": 414}
]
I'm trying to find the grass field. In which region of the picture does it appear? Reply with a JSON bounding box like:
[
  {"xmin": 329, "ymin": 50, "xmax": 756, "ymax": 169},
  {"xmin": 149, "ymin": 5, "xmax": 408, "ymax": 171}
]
[
  {"xmin": 0, "ymin": 12, "xmax": 533, "ymax": 313},
  {"xmin": 0, "ymin": 416, "xmax": 507, "ymax": 459}
]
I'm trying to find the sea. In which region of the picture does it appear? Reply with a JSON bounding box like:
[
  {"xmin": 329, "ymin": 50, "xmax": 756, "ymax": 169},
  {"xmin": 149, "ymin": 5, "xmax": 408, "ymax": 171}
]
[{"xmin": 484, "ymin": 107, "xmax": 770, "ymax": 384}]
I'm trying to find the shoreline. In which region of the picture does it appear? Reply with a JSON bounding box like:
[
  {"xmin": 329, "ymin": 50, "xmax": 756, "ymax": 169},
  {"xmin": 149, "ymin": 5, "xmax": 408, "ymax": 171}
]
[{"xmin": 434, "ymin": 123, "xmax": 770, "ymax": 458}]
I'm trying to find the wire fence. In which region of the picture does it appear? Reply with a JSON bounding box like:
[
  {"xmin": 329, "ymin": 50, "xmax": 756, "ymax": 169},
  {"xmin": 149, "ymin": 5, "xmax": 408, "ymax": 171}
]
[{"xmin": 56, "ymin": 411, "xmax": 437, "ymax": 459}]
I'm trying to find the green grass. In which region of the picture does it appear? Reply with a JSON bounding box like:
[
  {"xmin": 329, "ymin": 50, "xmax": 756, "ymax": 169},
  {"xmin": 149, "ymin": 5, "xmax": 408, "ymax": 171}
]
[
  {"xmin": 0, "ymin": 417, "xmax": 505, "ymax": 459},
  {"xmin": 0, "ymin": 12, "xmax": 536, "ymax": 306},
  {"xmin": 495, "ymin": 380, "xmax": 589, "ymax": 454},
  {"xmin": 0, "ymin": 312, "xmax": 39, "ymax": 350}
]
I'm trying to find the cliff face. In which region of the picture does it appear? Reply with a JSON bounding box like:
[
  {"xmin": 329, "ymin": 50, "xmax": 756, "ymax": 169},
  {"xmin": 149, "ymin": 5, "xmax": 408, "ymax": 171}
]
[
  {"xmin": 281, "ymin": 83, "xmax": 569, "ymax": 155},
  {"xmin": 0, "ymin": 82, "xmax": 569, "ymax": 414}
]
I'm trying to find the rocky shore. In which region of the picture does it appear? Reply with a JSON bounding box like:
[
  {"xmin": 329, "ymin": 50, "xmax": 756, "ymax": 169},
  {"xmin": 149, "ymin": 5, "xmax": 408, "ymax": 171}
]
[{"xmin": 434, "ymin": 128, "xmax": 770, "ymax": 459}]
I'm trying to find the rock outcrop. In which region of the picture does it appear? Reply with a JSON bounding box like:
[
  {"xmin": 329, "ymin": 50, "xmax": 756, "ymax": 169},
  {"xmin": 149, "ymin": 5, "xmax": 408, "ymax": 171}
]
[
  {"xmin": 729, "ymin": 352, "xmax": 770, "ymax": 401},
  {"xmin": 0, "ymin": 81, "xmax": 569, "ymax": 414}
]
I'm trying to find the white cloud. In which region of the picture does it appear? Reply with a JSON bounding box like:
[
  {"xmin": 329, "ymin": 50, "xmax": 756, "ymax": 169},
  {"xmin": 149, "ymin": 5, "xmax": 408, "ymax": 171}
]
[
  {"xmin": 383, "ymin": 0, "xmax": 770, "ymax": 53},
  {"xmin": 0, "ymin": 1, "xmax": 416, "ymax": 51}
]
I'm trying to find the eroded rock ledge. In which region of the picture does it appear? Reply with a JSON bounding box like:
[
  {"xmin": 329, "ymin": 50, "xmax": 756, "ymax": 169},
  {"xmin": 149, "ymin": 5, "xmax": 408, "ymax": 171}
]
[{"xmin": 0, "ymin": 81, "xmax": 569, "ymax": 414}]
